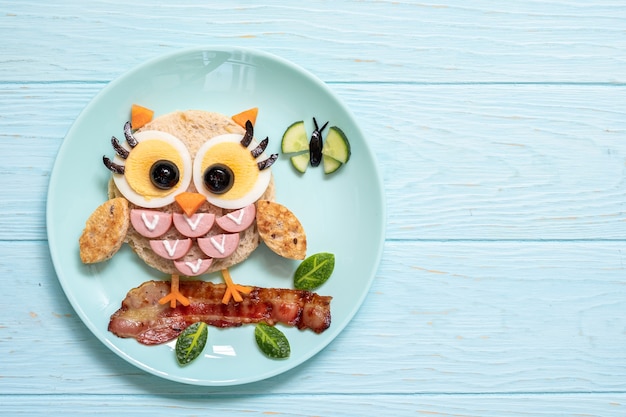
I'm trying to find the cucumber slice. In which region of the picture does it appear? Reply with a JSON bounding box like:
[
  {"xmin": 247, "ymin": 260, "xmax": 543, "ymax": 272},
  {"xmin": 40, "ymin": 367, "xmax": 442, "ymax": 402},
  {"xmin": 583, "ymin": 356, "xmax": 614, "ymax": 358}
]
[
  {"xmin": 322, "ymin": 154, "xmax": 343, "ymax": 174},
  {"xmin": 281, "ymin": 121, "xmax": 309, "ymax": 153},
  {"xmin": 322, "ymin": 126, "xmax": 351, "ymax": 164},
  {"xmin": 290, "ymin": 152, "xmax": 310, "ymax": 173}
]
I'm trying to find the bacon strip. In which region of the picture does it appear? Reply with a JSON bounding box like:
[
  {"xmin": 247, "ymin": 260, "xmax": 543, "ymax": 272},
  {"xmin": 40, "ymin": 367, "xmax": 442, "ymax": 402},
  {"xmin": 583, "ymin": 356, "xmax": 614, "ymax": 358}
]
[{"xmin": 108, "ymin": 280, "xmax": 332, "ymax": 345}]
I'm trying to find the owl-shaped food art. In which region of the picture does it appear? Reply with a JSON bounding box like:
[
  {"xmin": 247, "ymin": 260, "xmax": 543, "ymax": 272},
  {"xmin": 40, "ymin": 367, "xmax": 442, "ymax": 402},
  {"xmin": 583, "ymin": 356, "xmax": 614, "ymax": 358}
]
[{"xmin": 79, "ymin": 110, "xmax": 307, "ymax": 307}]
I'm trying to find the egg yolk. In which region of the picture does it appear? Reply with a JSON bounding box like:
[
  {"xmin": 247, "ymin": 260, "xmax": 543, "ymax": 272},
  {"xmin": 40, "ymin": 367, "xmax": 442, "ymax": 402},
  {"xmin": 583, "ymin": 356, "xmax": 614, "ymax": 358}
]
[
  {"xmin": 125, "ymin": 139, "xmax": 184, "ymax": 200},
  {"xmin": 200, "ymin": 142, "xmax": 258, "ymax": 200}
]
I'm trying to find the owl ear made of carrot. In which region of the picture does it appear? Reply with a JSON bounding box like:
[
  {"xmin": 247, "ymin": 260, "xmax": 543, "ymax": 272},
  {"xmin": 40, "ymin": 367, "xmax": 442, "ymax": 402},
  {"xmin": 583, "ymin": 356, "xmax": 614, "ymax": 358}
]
[
  {"xmin": 231, "ymin": 107, "xmax": 258, "ymax": 129},
  {"xmin": 255, "ymin": 200, "xmax": 307, "ymax": 260}
]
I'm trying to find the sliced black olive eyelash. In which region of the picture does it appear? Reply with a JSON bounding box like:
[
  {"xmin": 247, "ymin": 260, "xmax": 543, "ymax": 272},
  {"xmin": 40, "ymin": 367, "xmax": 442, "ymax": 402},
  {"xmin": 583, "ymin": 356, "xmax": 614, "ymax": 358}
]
[
  {"xmin": 257, "ymin": 154, "xmax": 278, "ymax": 170},
  {"xmin": 240, "ymin": 120, "xmax": 254, "ymax": 147},
  {"xmin": 251, "ymin": 137, "xmax": 268, "ymax": 158},
  {"xmin": 124, "ymin": 121, "xmax": 138, "ymax": 148},
  {"xmin": 111, "ymin": 136, "xmax": 129, "ymax": 159},
  {"xmin": 103, "ymin": 155, "xmax": 125, "ymax": 174},
  {"xmin": 239, "ymin": 120, "xmax": 277, "ymax": 170},
  {"xmin": 103, "ymin": 121, "xmax": 138, "ymax": 174}
]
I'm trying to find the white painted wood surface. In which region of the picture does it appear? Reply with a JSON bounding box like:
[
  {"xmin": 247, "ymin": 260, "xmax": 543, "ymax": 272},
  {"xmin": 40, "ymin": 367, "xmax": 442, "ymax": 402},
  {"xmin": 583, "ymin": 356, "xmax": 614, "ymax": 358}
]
[{"xmin": 1, "ymin": 0, "xmax": 626, "ymax": 415}]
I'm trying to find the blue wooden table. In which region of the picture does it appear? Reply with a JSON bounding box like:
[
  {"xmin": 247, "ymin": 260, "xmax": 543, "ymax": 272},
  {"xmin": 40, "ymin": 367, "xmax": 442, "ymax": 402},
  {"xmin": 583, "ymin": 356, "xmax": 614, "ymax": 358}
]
[{"xmin": 2, "ymin": 1, "xmax": 625, "ymax": 415}]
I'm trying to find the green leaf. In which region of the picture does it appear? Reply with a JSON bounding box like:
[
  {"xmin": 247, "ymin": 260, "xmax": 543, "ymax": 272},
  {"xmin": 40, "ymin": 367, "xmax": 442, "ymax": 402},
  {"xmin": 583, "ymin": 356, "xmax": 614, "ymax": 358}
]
[
  {"xmin": 294, "ymin": 252, "xmax": 335, "ymax": 290},
  {"xmin": 255, "ymin": 323, "xmax": 290, "ymax": 359},
  {"xmin": 175, "ymin": 322, "xmax": 208, "ymax": 365}
]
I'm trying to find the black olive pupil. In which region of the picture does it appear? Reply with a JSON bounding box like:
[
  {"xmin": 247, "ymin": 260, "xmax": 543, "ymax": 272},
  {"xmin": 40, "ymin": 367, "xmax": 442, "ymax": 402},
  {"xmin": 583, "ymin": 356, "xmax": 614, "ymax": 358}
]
[
  {"xmin": 204, "ymin": 164, "xmax": 234, "ymax": 194},
  {"xmin": 150, "ymin": 160, "xmax": 180, "ymax": 190}
]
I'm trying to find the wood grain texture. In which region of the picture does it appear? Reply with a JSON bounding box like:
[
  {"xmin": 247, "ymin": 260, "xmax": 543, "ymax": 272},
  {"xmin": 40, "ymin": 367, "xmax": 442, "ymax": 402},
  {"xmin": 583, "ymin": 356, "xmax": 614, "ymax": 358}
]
[
  {"xmin": 1, "ymin": 0, "xmax": 626, "ymax": 415},
  {"xmin": 0, "ymin": 394, "xmax": 624, "ymax": 416},
  {"xmin": 1, "ymin": 0, "xmax": 625, "ymax": 83}
]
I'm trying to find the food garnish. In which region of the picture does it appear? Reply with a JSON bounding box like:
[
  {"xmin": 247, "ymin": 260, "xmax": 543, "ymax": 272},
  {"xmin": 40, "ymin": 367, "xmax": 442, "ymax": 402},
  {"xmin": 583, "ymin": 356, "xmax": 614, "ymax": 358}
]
[
  {"xmin": 294, "ymin": 252, "xmax": 335, "ymax": 291},
  {"xmin": 255, "ymin": 322, "xmax": 290, "ymax": 359},
  {"xmin": 281, "ymin": 121, "xmax": 309, "ymax": 153},
  {"xmin": 321, "ymin": 126, "xmax": 351, "ymax": 174},
  {"xmin": 175, "ymin": 321, "xmax": 208, "ymax": 365},
  {"xmin": 322, "ymin": 154, "xmax": 342, "ymax": 175},
  {"xmin": 256, "ymin": 200, "xmax": 307, "ymax": 260},
  {"xmin": 79, "ymin": 197, "xmax": 130, "ymax": 263},
  {"xmin": 281, "ymin": 118, "xmax": 350, "ymax": 174},
  {"xmin": 130, "ymin": 104, "xmax": 154, "ymax": 129},
  {"xmin": 150, "ymin": 159, "xmax": 180, "ymax": 190},
  {"xmin": 231, "ymin": 107, "xmax": 258, "ymax": 128},
  {"xmin": 174, "ymin": 191, "xmax": 207, "ymax": 218},
  {"xmin": 220, "ymin": 268, "xmax": 252, "ymax": 304},
  {"xmin": 281, "ymin": 121, "xmax": 310, "ymax": 173},
  {"xmin": 290, "ymin": 153, "xmax": 310, "ymax": 174},
  {"xmin": 309, "ymin": 118, "xmax": 328, "ymax": 167}
]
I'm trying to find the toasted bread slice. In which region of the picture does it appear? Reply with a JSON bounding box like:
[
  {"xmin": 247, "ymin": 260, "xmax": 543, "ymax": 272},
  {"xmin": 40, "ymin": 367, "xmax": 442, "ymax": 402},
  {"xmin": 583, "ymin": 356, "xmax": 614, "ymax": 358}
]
[
  {"xmin": 107, "ymin": 110, "xmax": 276, "ymax": 275},
  {"xmin": 79, "ymin": 197, "xmax": 130, "ymax": 263},
  {"xmin": 256, "ymin": 200, "xmax": 306, "ymax": 260}
]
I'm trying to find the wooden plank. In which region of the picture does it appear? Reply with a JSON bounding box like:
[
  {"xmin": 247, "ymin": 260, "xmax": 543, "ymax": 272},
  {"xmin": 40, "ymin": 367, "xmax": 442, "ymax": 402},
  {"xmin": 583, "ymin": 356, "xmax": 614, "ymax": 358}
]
[
  {"xmin": 1, "ymin": 0, "xmax": 625, "ymax": 83},
  {"xmin": 0, "ymin": 83, "xmax": 87, "ymax": 241},
  {"xmin": 1, "ymin": 393, "xmax": 624, "ymax": 416},
  {"xmin": 353, "ymin": 83, "xmax": 626, "ymax": 240},
  {"xmin": 1, "ymin": 83, "xmax": 625, "ymax": 241},
  {"xmin": 2, "ymin": 241, "xmax": 625, "ymax": 395},
  {"xmin": 4, "ymin": 1, "xmax": 625, "ymax": 414}
]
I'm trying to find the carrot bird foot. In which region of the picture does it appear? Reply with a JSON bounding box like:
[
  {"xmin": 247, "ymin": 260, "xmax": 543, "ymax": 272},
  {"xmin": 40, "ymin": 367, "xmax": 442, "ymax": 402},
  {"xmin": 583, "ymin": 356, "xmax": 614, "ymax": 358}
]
[
  {"xmin": 158, "ymin": 274, "xmax": 190, "ymax": 308},
  {"xmin": 221, "ymin": 269, "xmax": 252, "ymax": 304}
]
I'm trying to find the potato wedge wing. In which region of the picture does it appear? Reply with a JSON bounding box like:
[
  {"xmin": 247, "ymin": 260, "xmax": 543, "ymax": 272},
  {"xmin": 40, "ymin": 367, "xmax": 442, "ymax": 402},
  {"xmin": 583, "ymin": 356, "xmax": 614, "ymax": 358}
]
[
  {"xmin": 256, "ymin": 200, "xmax": 306, "ymax": 260},
  {"xmin": 79, "ymin": 197, "xmax": 130, "ymax": 263}
]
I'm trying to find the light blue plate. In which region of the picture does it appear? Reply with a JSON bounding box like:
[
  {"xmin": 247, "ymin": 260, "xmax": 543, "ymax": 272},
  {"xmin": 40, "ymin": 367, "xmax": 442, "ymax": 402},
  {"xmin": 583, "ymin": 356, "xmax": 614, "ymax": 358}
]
[{"xmin": 46, "ymin": 47, "xmax": 385, "ymax": 386}]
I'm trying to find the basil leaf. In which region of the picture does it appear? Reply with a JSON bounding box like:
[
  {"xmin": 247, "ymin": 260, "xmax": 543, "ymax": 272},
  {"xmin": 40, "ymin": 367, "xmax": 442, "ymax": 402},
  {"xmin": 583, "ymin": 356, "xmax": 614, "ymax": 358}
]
[
  {"xmin": 294, "ymin": 252, "xmax": 335, "ymax": 290},
  {"xmin": 255, "ymin": 323, "xmax": 290, "ymax": 359},
  {"xmin": 175, "ymin": 322, "xmax": 208, "ymax": 365}
]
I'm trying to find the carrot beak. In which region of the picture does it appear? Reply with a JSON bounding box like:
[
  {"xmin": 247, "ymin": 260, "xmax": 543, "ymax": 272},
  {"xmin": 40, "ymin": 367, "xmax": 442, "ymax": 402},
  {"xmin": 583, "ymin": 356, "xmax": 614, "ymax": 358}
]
[{"xmin": 175, "ymin": 192, "xmax": 207, "ymax": 217}]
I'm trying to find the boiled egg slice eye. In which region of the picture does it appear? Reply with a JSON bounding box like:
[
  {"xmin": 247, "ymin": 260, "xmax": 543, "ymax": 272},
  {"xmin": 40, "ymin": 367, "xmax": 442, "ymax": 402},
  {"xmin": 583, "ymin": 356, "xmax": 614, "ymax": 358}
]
[
  {"xmin": 113, "ymin": 130, "xmax": 192, "ymax": 208},
  {"xmin": 193, "ymin": 133, "xmax": 271, "ymax": 210}
]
